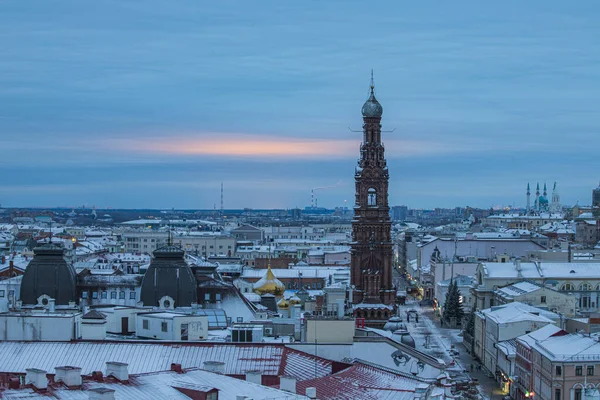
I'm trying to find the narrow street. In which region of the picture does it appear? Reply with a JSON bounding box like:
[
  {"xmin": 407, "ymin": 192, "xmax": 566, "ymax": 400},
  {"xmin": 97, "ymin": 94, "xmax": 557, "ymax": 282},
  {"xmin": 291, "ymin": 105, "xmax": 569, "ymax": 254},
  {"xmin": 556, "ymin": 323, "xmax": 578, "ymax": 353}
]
[{"xmin": 394, "ymin": 268, "xmax": 508, "ymax": 399}]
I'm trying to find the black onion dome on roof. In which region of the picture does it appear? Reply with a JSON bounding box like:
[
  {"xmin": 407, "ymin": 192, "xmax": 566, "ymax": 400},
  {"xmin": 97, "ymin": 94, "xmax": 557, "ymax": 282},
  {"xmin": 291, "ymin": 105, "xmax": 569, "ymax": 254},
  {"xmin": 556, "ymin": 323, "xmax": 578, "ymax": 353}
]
[
  {"xmin": 140, "ymin": 244, "xmax": 197, "ymax": 308},
  {"xmin": 19, "ymin": 243, "xmax": 78, "ymax": 306}
]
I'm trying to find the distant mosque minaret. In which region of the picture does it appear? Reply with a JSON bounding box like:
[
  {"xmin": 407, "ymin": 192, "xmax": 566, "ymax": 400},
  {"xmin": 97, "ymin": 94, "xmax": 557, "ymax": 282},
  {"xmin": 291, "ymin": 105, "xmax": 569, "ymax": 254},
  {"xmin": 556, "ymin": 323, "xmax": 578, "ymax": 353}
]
[{"xmin": 527, "ymin": 181, "xmax": 561, "ymax": 214}]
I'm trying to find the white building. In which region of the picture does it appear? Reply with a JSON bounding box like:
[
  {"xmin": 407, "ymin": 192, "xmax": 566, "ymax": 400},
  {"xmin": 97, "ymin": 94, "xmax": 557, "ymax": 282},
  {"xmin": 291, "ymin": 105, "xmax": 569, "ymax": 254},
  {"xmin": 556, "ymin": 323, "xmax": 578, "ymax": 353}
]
[
  {"xmin": 0, "ymin": 275, "xmax": 22, "ymax": 312},
  {"xmin": 494, "ymin": 281, "xmax": 577, "ymax": 316},
  {"xmin": 474, "ymin": 302, "xmax": 558, "ymax": 377},
  {"xmin": 0, "ymin": 311, "xmax": 82, "ymax": 341},
  {"xmin": 474, "ymin": 260, "xmax": 600, "ymax": 313},
  {"xmin": 136, "ymin": 312, "xmax": 208, "ymax": 341}
]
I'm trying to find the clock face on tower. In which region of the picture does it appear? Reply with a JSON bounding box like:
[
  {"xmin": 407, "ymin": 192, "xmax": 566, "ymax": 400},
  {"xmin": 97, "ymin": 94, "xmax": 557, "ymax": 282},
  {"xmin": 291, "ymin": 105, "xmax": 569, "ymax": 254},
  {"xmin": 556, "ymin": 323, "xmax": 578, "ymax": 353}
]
[{"xmin": 350, "ymin": 80, "xmax": 395, "ymax": 309}]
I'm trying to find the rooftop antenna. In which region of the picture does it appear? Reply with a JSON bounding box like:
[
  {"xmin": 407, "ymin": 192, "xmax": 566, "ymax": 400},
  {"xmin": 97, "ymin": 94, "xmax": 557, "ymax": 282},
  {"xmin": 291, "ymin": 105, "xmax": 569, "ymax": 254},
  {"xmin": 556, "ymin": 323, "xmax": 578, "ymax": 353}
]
[
  {"xmin": 220, "ymin": 182, "xmax": 224, "ymax": 220},
  {"xmin": 48, "ymin": 219, "xmax": 53, "ymax": 244}
]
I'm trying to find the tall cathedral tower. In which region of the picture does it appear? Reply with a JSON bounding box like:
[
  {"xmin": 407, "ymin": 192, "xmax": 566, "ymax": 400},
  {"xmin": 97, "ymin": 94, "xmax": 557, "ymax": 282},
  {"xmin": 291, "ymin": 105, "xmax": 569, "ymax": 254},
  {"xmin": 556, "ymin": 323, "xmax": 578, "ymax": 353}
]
[{"xmin": 350, "ymin": 75, "xmax": 395, "ymax": 322}]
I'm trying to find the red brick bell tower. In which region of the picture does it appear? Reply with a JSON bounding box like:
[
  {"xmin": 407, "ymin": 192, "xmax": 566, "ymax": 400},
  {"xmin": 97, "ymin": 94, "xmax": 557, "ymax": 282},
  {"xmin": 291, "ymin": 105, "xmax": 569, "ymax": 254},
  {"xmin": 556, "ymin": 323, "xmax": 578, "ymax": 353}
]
[{"xmin": 350, "ymin": 74, "xmax": 396, "ymax": 325}]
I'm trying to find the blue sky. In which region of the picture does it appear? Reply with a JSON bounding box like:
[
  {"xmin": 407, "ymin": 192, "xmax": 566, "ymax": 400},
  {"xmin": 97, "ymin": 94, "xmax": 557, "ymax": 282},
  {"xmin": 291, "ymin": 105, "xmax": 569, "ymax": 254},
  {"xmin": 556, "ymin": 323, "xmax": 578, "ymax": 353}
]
[{"xmin": 0, "ymin": 1, "xmax": 599, "ymax": 209}]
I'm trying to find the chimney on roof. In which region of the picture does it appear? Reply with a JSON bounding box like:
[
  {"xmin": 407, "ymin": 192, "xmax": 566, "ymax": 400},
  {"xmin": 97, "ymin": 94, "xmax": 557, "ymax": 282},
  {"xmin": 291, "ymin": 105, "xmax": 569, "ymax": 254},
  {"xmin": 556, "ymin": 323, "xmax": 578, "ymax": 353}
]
[
  {"xmin": 88, "ymin": 387, "xmax": 116, "ymax": 400},
  {"xmin": 306, "ymin": 387, "xmax": 317, "ymax": 399},
  {"xmin": 54, "ymin": 366, "xmax": 82, "ymax": 387},
  {"xmin": 48, "ymin": 298, "xmax": 56, "ymax": 313},
  {"xmin": 105, "ymin": 361, "xmax": 128, "ymax": 381},
  {"xmin": 203, "ymin": 361, "xmax": 225, "ymax": 374},
  {"xmin": 170, "ymin": 363, "xmax": 183, "ymax": 373},
  {"xmin": 91, "ymin": 371, "xmax": 104, "ymax": 382},
  {"xmin": 25, "ymin": 368, "xmax": 48, "ymax": 390},
  {"xmin": 280, "ymin": 376, "xmax": 297, "ymax": 393},
  {"xmin": 245, "ymin": 370, "xmax": 262, "ymax": 385}
]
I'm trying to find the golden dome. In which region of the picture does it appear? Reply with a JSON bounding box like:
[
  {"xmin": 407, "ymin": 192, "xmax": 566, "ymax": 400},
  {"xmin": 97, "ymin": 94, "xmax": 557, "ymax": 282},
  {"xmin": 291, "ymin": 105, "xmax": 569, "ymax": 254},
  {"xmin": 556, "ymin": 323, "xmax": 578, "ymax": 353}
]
[
  {"xmin": 277, "ymin": 298, "xmax": 290, "ymax": 309},
  {"xmin": 253, "ymin": 266, "xmax": 285, "ymax": 297},
  {"xmin": 288, "ymin": 295, "xmax": 301, "ymax": 305}
]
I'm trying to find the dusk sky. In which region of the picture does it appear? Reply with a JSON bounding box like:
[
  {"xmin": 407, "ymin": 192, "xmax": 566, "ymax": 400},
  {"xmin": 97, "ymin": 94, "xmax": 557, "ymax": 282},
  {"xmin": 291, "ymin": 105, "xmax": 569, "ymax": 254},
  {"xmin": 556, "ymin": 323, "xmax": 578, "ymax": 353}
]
[{"xmin": 1, "ymin": 1, "xmax": 599, "ymax": 210}]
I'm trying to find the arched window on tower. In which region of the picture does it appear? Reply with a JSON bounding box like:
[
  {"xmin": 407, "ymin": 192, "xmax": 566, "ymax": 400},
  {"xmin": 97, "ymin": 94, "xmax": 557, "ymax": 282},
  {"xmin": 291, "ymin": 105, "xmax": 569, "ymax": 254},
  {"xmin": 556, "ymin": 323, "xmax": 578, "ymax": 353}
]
[{"xmin": 368, "ymin": 188, "xmax": 377, "ymax": 206}]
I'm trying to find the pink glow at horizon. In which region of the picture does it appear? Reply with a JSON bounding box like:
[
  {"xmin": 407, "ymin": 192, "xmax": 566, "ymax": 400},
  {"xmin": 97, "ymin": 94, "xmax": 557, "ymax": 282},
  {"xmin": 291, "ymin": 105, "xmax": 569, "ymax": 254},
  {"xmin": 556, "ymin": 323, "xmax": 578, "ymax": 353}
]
[{"xmin": 108, "ymin": 134, "xmax": 466, "ymax": 159}]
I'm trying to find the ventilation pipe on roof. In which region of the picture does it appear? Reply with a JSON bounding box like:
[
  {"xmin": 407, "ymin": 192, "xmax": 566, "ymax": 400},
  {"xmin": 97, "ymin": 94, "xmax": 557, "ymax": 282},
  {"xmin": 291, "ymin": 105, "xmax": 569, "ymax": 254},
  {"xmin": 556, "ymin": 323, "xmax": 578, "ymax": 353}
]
[
  {"xmin": 25, "ymin": 368, "xmax": 48, "ymax": 390},
  {"xmin": 203, "ymin": 361, "xmax": 225, "ymax": 374},
  {"xmin": 54, "ymin": 366, "xmax": 82, "ymax": 387},
  {"xmin": 105, "ymin": 362, "xmax": 128, "ymax": 381},
  {"xmin": 280, "ymin": 376, "xmax": 297, "ymax": 393},
  {"xmin": 245, "ymin": 370, "xmax": 262, "ymax": 385},
  {"xmin": 306, "ymin": 387, "xmax": 317, "ymax": 399},
  {"xmin": 87, "ymin": 387, "xmax": 116, "ymax": 400}
]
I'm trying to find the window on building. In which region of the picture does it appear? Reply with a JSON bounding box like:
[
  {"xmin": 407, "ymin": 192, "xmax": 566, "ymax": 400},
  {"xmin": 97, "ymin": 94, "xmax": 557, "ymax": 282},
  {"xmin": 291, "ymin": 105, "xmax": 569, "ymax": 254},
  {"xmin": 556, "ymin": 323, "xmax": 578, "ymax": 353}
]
[
  {"xmin": 219, "ymin": 245, "xmax": 223, "ymax": 249},
  {"xmin": 204, "ymin": 293, "xmax": 211, "ymax": 301},
  {"xmin": 8, "ymin": 290, "xmax": 14, "ymax": 298},
  {"xmin": 111, "ymin": 292, "xmax": 117, "ymax": 299},
  {"xmin": 555, "ymin": 365, "xmax": 562, "ymax": 376},
  {"xmin": 161, "ymin": 322, "xmax": 168, "ymax": 332},
  {"xmin": 561, "ymin": 283, "xmax": 574, "ymax": 291},
  {"xmin": 588, "ymin": 366, "xmax": 594, "ymax": 376},
  {"xmin": 541, "ymin": 296, "xmax": 546, "ymax": 304},
  {"xmin": 143, "ymin": 319, "xmax": 149, "ymax": 330},
  {"xmin": 209, "ymin": 245, "xmax": 214, "ymax": 249},
  {"xmin": 206, "ymin": 392, "xmax": 217, "ymax": 400},
  {"xmin": 576, "ymin": 366, "xmax": 583, "ymax": 376},
  {"xmin": 130, "ymin": 292, "xmax": 136, "ymax": 300},
  {"xmin": 92, "ymin": 292, "xmax": 98, "ymax": 299},
  {"xmin": 555, "ymin": 388, "xmax": 561, "ymax": 400},
  {"xmin": 0, "ymin": 290, "xmax": 4, "ymax": 297},
  {"xmin": 119, "ymin": 291, "xmax": 125, "ymax": 299},
  {"xmin": 101, "ymin": 291, "xmax": 107, "ymax": 299},
  {"xmin": 216, "ymin": 293, "xmax": 221, "ymax": 301},
  {"xmin": 367, "ymin": 188, "xmax": 377, "ymax": 206},
  {"xmin": 575, "ymin": 388, "xmax": 582, "ymax": 400},
  {"xmin": 82, "ymin": 292, "xmax": 88, "ymax": 299}
]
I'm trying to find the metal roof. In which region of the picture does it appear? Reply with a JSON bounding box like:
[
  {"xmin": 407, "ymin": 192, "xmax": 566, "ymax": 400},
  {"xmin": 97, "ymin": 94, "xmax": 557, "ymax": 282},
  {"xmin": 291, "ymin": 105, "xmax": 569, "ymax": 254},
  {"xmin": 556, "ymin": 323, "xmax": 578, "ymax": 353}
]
[{"xmin": 0, "ymin": 342, "xmax": 337, "ymax": 380}]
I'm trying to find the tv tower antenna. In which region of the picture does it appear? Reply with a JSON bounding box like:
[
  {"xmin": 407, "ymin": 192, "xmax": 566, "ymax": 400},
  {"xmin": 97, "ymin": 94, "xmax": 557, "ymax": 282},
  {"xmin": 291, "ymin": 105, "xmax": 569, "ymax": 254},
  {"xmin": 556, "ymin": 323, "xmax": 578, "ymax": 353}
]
[{"xmin": 220, "ymin": 182, "xmax": 224, "ymax": 220}]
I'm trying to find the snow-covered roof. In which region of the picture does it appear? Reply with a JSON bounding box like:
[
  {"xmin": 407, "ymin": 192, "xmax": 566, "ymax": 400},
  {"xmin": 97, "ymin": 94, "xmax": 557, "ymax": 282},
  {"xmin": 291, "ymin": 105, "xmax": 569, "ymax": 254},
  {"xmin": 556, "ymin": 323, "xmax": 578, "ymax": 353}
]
[
  {"xmin": 242, "ymin": 267, "xmax": 349, "ymax": 280},
  {"xmin": 3, "ymin": 367, "xmax": 309, "ymax": 400},
  {"xmin": 516, "ymin": 324, "xmax": 565, "ymax": 348},
  {"xmin": 496, "ymin": 339, "xmax": 517, "ymax": 357},
  {"xmin": 482, "ymin": 261, "xmax": 600, "ymax": 280},
  {"xmin": 496, "ymin": 281, "xmax": 542, "ymax": 297},
  {"xmin": 531, "ymin": 333, "xmax": 600, "ymax": 362},
  {"xmin": 0, "ymin": 342, "xmax": 337, "ymax": 379},
  {"xmin": 481, "ymin": 302, "xmax": 558, "ymax": 324},
  {"xmin": 296, "ymin": 361, "xmax": 426, "ymax": 400}
]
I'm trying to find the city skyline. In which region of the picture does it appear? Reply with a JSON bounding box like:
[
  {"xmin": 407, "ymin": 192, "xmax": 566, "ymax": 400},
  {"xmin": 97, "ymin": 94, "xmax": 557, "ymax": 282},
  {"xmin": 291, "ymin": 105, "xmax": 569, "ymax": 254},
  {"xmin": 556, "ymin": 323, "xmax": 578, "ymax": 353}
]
[{"xmin": 1, "ymin": 1, "xmax": 599, "ymax": 209}]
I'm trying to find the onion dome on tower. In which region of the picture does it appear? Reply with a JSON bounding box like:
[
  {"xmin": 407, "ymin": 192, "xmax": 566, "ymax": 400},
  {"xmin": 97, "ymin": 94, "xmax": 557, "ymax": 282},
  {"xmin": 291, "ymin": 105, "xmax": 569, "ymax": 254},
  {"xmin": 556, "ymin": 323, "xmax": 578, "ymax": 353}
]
[
  {"xmin": 253, "ymin": 265, "xmax": 285, "ymax": 297},
  {"xmin": 277, "ymin": 298, "xmax": 290, "ymax": 310},
  {"xmin": 361, "ymin": 71, "xmax": 383, "ymax": 118},
  {"xmin": 140, "ymin": 244, "xmax": 197, "ymax": 308},
  {"xmin": 20, "ymin": 243, "xmax": 77, "ymax": 306}
]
